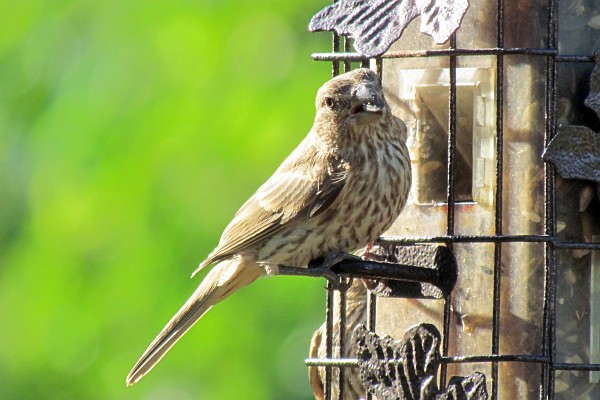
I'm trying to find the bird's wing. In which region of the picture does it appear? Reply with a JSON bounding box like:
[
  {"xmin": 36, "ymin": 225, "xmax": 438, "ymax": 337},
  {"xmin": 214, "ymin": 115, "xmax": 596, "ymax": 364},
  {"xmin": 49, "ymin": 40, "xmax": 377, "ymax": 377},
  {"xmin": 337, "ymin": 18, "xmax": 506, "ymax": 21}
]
[{"xmin": 195, "ymin": 148, "xmax": 347, "ymax": 273}]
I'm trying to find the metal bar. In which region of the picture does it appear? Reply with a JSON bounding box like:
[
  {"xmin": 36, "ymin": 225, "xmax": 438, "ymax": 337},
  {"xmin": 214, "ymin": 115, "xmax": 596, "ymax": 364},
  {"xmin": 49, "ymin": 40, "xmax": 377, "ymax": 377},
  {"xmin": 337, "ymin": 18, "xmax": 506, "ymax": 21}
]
[
  {"xmin": 444, "ymin": 354, "xmax": 551, "ymax": 364},
  {"xmin": 306, "ymin": 354, "xmax": 554, "ymax": 367},
  {"xmin": 312, "ymin": 47, "xmax": 558, "ymax": 61},
  {"xmin": 366, "ymin": 282, "xmax": 378, "ymax": 328},
  {"xmin": 446, "ymin": 39, "xmax": 457, "ymax": 243},
  {"xmin": 380, "ymin": 234, "xmax": 553, "ymax": 243},
  {"xmin": 365, "ymin": 291, "xmax": 376, "ymax": 400},
  {"xmin": 313, "ymin": 50, "xmax": 596, "ymax": 63},
  {"xmin": 343, "ymin": 36, "xmax": 351, "ymax": 73},
  {"xmin": 324, "ymin": 28, "xmax": 341, "ymax": 400},
  {"xmin": 337, "ymin": 285, "xmax": 347, "ymax": 400},
  {"xmin": 278, "ymin": 261, "xmax": 445, "ymax": 286},
  {"xmin": 543, "ymin": 0, "xmax": 558, "ymax": 397},
  {"xmin": 556, "ymin": 55, "xmax": 596, "ymax": 63},
  {"xmin": 381, "ymin": 235, "xmax": 600, "ymax": 249},
  {"xmin": 365, "ymin": 56, "xmax": 383, "ymax": 400},
  {"xmin": 441, "ymin": 289, "xmax": 453, "ymax": 385},
  {"xmin": 491, "ymin": 0, "xmax": 505, "ymax": 397},
  {"xmin": 332, "ymin": 33, "xmax": 340, "ymax": 77},
  {"xmin": 555, "ymin": 242, "xmax": 600, "ymax": 250},
  {"xmin": 324, "ymin": 281, "xmax": 334, "ymax": 400},
  {"xmin": 334, "ymin": 35, "xmax": 348, "ymax": 396},
  {"xmin": 440, "ymin": 32, "xmax": 458, "ymax": 388},
  {"xmin": 306, "ymin": 358, "xmax": 361, "ymax": 367},
  {"xmin": 553, "ymin": 363, "xmax": 600, "ymax": 371}
]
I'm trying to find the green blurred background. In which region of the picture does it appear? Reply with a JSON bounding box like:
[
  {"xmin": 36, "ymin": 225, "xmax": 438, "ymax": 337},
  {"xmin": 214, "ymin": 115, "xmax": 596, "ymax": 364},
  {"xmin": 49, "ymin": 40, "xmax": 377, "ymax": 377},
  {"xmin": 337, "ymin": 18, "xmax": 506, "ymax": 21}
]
[{"xmin": 0, "ymin": 1, "xmax": 335, "ymax": 398}]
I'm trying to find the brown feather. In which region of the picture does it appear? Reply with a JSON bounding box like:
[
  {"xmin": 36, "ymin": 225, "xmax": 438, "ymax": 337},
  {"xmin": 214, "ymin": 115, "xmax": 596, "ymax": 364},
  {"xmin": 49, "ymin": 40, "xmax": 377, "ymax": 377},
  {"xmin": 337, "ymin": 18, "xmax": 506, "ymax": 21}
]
[{"xmin": 194, "ymin": 144, "xmax": 348, "ymax": 274}]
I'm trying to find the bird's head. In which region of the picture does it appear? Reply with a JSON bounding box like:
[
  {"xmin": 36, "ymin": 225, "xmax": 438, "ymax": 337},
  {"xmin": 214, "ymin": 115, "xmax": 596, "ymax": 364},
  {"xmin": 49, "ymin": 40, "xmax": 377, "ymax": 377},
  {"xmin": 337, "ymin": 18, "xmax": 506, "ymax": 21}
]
[{"xmin": 314, "ymin": 68, "xmax": 387, "ymax": 133}]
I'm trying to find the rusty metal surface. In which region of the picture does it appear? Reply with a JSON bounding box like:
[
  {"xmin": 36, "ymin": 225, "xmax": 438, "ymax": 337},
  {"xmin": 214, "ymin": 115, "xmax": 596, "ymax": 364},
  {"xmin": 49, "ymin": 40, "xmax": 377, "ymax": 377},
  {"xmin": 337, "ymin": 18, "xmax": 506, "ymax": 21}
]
[
  {"xmin": 353, "ymin": 324, "xmax": 488, "ymax": 400},
  {"xmin": 309, "ymin": 0, "xmax": 469, "ymax": 58}
]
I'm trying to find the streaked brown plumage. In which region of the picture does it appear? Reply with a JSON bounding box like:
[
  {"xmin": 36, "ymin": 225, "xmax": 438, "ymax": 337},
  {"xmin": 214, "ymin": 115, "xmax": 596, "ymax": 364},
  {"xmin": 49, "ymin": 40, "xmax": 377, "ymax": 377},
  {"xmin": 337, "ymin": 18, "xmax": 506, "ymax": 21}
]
[
  {"xmin": 309, "ymin": 280, "xmax": 368, "ymax": 400},
  {"xmin": 126, "ymin": 68, "xmax": 411, "ymax": 386}
]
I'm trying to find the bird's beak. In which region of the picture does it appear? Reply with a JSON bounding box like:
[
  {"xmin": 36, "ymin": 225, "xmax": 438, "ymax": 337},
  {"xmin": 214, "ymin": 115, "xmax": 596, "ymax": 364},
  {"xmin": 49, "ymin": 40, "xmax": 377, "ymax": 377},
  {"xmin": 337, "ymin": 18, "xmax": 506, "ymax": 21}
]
[{"xmin": 351, "ymin": 82, "xmax": 385, "ymax": 125}]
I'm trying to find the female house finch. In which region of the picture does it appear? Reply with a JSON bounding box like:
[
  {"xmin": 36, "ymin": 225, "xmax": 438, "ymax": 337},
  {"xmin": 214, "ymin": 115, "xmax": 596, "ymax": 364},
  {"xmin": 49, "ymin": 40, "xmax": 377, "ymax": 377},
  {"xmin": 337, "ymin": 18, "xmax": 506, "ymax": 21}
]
[{"xmin": 126, "ymin": 68, "xmax": 411, "ymax": 385}]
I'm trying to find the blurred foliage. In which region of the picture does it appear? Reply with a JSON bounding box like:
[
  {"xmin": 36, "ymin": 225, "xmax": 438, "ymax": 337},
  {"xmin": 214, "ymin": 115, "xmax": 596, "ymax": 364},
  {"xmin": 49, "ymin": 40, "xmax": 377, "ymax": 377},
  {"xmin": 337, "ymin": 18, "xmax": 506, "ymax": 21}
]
[{"xmin": 0, "ymin": 1, "xmax": 336, "ymax": 398}]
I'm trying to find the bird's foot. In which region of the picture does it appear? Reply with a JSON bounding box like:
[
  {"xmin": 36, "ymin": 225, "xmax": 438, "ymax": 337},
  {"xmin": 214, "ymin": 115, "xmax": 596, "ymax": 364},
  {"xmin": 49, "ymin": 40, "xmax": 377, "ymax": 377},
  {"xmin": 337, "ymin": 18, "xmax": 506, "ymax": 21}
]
[
  {"xmin": 348, "ymin": 244, "xmax": 383, "ymax": 289},
  {"xmin": 356, "ymin": 241, "xmax": 387, "ymax": 262},
  {"xmin": 309, "ymin": 252, "xmax": 358, "ymax": 290}
]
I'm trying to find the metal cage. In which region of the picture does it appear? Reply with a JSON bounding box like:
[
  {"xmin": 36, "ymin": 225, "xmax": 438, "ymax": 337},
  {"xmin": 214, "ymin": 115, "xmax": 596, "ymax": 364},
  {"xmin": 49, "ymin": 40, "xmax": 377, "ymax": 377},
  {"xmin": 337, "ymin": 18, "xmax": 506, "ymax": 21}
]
[{"xmin": 306, "ymin": 1, "xmax": 600, "ymax": 399}]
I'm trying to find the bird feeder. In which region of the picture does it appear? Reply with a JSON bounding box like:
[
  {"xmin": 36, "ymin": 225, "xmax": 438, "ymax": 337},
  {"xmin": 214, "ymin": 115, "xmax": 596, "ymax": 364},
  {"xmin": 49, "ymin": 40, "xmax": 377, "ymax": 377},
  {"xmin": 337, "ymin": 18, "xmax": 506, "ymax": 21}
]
[{"xmin": 306, "ymin": 0, "xmax": 600, "ymax": 399}]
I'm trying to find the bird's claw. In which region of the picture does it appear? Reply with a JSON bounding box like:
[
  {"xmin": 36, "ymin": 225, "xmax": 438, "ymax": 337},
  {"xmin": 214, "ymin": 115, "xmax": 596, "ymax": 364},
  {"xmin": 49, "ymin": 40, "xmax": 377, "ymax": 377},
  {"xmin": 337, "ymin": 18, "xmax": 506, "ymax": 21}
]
[
  {"xmin": 356, "ymin": 242, "xmax": 387, "ymax": 262},
  {"xmin": 309, "ymin": 252, "xmax": 357, "ymax": 291}
]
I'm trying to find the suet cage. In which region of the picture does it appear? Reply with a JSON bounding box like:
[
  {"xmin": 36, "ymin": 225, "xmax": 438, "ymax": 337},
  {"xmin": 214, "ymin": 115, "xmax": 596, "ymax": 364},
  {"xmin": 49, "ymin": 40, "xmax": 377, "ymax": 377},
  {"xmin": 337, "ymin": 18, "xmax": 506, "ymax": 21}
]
[{"xmin": 304, "ymin": 0, "xmax": 600, "ymax": 399}]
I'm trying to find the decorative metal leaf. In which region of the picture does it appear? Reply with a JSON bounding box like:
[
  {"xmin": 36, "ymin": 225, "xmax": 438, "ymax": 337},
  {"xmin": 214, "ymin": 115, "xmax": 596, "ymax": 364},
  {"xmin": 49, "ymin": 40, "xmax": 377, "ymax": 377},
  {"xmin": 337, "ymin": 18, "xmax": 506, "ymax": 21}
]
[
  {"xmin": 353, "ymin": 324, "xmax": 488, "ymax": 400},
  {"xmin": 439, "ymin": 373, "xmax": 488, "ymax": 400},
  {"xmin": 544, "ymin": 52, "xmax": 600, "ymax": 200},
  {"xmin": 543, "ymin": 126, "xmax": 600, "ymax": 183},
  {"xmin": 309, "ymin": 0, "xmax": 470, "ymax": 57},
  {"xmin": 584, "ymin": 51, "xmax": 600, "ymax": 121}
]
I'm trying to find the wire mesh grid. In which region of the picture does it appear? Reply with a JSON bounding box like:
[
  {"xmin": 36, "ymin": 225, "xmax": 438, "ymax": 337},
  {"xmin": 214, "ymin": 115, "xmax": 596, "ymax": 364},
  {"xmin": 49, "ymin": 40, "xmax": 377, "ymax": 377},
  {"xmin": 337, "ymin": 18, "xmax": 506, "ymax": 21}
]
[{"xmin": 307, "ymin": 0, "xmax": 600, "ymax": 399}]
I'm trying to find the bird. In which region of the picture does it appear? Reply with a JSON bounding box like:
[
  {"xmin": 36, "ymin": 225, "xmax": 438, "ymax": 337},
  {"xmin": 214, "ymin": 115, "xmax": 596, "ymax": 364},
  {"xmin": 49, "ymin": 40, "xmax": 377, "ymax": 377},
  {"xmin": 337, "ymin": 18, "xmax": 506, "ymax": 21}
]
[
  {"xmin": 126, "ymin": 68, "xmax": 412, "ymax": 386},
  {"xmin": 309, "ymin": 279, "xmax": 368, "ymax": 400}
]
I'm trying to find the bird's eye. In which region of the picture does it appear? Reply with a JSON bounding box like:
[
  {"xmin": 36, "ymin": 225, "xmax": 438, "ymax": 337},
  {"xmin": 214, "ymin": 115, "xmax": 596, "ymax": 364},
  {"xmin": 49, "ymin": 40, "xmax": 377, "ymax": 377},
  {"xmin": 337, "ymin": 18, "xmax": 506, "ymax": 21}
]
[{"xmin": 324, "ymin": 97, "xmax": 335, "ymax": 109}]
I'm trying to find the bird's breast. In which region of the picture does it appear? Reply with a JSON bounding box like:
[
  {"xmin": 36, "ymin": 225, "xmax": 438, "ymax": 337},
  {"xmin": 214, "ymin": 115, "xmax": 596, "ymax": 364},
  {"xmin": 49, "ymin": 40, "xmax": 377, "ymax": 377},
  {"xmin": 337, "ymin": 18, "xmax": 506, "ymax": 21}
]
[{"xmin": 258, "ymin": 128, "xmax": 411, "ymax": 268}]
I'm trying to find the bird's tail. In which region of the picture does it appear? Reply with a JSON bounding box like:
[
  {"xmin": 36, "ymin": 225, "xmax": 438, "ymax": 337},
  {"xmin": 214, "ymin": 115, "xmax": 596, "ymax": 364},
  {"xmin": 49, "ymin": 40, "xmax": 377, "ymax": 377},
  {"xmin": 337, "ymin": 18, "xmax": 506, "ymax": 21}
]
[{"xmin": 126, "ymin": 259, "xmax": 264, "ymax": 386}]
